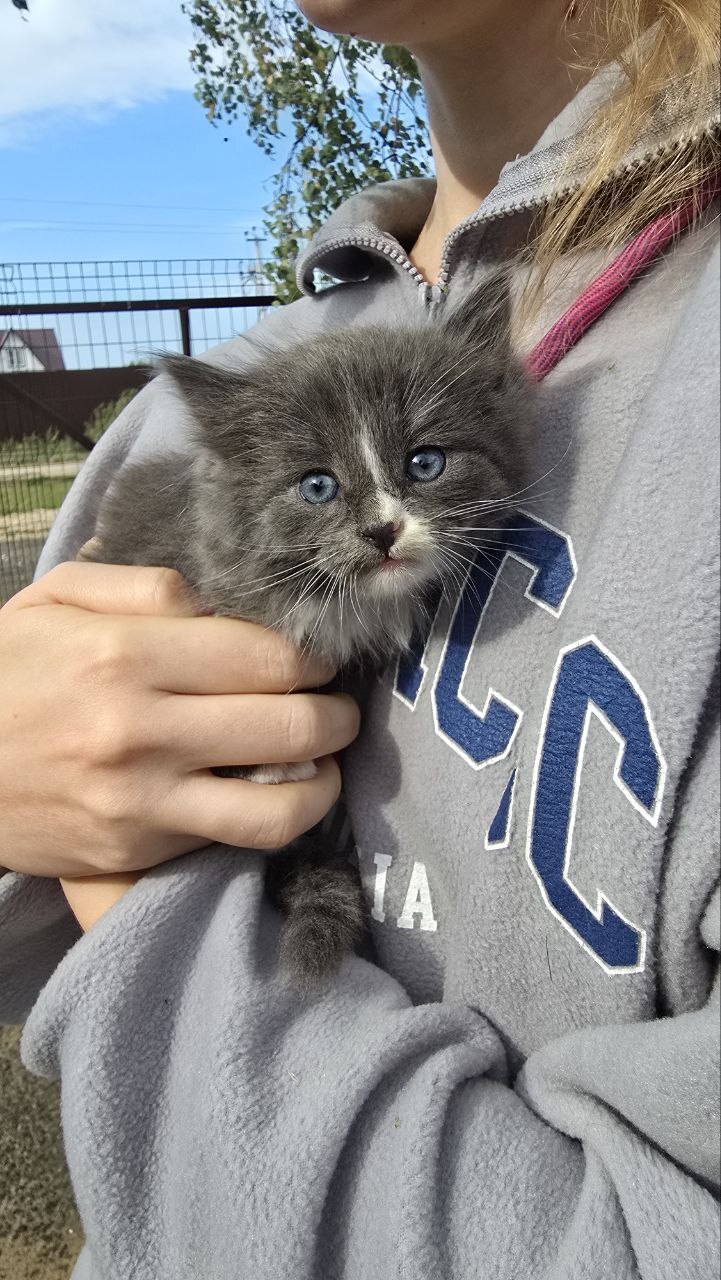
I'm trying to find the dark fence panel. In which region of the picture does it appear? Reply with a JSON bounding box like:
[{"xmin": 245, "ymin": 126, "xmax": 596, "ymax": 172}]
[{"xmin": 0, "ymin": 368, "xmax": 151, "ymax": 444}]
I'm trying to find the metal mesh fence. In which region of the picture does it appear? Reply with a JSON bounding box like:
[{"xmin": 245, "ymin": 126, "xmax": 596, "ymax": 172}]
[
  {"xmin": 0, "ymin": 258, "xmax": 275, "ymax": 603},
  {"xmin": 0, "ymin": 258, "xmax": 274, "ymax": 369},
  {"xmin": 0, "ymin": 433, "xmax": 87, "ymax": 607},
  {"xmin": 1, "ymin": 258, "xmax": 270, "ymax": 304}
]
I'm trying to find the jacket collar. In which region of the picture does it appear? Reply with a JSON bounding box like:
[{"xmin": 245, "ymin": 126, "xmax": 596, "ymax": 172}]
[{"xmin": 296, "ymin": 66, "xmax": 719, "ymax": 295}]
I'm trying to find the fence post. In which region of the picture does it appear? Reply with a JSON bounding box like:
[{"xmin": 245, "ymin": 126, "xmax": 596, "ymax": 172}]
[{"xmin": 179, "ymin": 308, "xmax": 191, "ymax": 356}]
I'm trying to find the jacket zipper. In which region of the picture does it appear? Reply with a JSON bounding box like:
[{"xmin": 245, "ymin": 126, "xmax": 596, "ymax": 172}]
[
  {"xmin": 434, "ymin": 117, "xmax": 719, "ymax": 288},
  {"xmin": 305, "ymin": 120, "xmax": 718, "ymax": 301}
]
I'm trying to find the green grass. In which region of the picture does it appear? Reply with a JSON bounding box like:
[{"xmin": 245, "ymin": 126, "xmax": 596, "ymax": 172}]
[
  {"xmin": 0, "ymin": 429, "xmax": 87, "ymax": 467},
  {"xmin": 0, "ymin": 388, "xmax": 140, "ymax": 517},
  {"xmin": 0, "ymin": 476, "xmax": 74, "ymax": 515}
]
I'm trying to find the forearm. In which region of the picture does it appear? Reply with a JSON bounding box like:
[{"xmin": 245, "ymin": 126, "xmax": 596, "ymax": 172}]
[{"xmin": 60, "ymin": 872, "xmax": 143, "ymax": 933}]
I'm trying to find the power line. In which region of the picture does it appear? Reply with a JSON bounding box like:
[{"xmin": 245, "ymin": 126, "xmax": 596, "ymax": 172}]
[
  {"xmin": 0, "ymin": 195, "xmax": 264, "ymax": 214},
  {"xmin": 2, "ymin": 230, "xmax": 257, "ymax": 238},
  {"xmin": 2, "ymin": 222, "xmax": 265, "ymax": 237}
]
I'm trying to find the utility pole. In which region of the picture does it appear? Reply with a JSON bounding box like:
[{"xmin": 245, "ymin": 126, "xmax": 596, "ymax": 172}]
[{"xmin": 245, "ymin": 228, "xmax": 265, "ymax": 289}]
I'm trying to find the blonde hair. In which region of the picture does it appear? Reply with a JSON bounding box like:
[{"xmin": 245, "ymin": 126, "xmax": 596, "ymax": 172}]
[{"xmin": 525, "ymin": 0, "xmax": 720, "ymax": 316}]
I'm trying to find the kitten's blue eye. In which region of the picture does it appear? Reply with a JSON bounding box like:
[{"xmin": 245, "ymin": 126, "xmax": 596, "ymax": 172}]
[
  {"xmin": 406, "ymin": 447, "xmax": 446, "ymax": 482},
  {"xmin": 299, "ymin": 472, "xmax": 339, "ymax": 504}
]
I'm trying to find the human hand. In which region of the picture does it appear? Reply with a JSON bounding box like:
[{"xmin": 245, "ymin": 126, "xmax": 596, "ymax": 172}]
[{"xmin": 0, "ymin": 561, "xmax": 358, "ymax": 880}]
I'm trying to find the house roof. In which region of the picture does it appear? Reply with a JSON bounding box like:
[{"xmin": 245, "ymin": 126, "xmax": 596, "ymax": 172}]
[{"xmin": 0, "ymin": 327, "xmax": 66, "ymax": 371}]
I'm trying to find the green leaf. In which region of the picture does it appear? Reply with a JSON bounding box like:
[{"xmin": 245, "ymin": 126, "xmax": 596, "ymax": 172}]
[{"xmin": 184, "ymin": 1, "xmax": 431, "ymax": 278}]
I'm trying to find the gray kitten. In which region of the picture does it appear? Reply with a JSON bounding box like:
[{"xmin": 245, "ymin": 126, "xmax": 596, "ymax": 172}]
[{"xmin": 82, "ymin": 270, "xmax": 532, "ymax": 984}]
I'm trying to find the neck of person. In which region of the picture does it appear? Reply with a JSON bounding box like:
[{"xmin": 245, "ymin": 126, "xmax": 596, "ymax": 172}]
[{"xmin": 409, "ymin": 4, "xmax": 595, "ymax": 282}]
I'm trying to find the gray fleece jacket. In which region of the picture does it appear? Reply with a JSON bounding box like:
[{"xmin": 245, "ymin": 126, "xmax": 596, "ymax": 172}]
[{"xmin": 2, "ymin": 75, "xmax": 720, "ymax": 1280}]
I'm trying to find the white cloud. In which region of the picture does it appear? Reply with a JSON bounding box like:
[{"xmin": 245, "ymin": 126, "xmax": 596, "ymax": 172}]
[{"xmin": 0, "ymin": 0, "xmax": 195, "ymax": 145}]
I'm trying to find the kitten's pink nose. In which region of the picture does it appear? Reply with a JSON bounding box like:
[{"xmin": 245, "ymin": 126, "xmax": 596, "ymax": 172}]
[{"xmin": 362, "ymin": 521, "xmax": 402, "ymax": 556}]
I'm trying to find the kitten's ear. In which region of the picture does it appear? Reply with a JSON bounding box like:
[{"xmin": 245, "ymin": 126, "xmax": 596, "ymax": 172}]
[
  {"xmin": 443, "ymin": 268, "xmax": 513, "ymax": 358},
  {"xmin": 156, "ymin": 353, "xmax": 252, "ymax": 439}
]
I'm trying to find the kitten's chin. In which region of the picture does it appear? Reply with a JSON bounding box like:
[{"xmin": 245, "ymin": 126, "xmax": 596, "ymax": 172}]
[
  {"xmin": 279, "ymin": 561, "xmax": 434, "ymax": 667},
  {"xmin": 362, "ymin": 556, "xmax": 435, "ymax": 600}
]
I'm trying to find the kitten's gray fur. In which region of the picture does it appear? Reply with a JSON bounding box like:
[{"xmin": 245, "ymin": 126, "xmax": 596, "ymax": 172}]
[{"xmin": 83, "ymin": 270, "xmax": 533, "ymax": 986}]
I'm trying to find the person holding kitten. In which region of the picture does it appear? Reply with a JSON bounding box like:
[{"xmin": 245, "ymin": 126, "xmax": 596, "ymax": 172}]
[{"xmin": 1, "ymin": 2, "xmax": 719, "ymax": 1278}]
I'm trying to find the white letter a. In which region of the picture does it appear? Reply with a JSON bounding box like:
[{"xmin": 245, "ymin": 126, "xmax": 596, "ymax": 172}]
[{"xmin": 397, "ymin": 862, "xmax": 438, "ymax": 933}]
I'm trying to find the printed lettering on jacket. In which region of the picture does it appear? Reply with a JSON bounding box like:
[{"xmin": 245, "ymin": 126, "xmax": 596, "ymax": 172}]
[{"xmin": 382, "ymin": 512, "xmax": 667, "ymax": 974}]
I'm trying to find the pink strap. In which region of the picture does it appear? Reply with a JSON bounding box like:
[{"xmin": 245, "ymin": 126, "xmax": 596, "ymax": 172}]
[{"xmin": 527, "ymin": 172, "xmax": 720, "ymax": 383}]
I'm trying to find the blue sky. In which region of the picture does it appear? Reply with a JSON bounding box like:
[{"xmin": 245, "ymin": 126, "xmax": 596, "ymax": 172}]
[{"xmin": 0, "ymin": 0, "xmax": 277, "ymax": 266}]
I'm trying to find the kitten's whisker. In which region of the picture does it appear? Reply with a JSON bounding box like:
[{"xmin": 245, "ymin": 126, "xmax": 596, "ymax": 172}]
[
  {"xmin": 424, "ymin": 445, "xmax": 573, "ymax": 524},
  {"xmin": 424, "ymin": 492, "xmax": 555, "ymax": 527},
  {"xmin": 220, "ymin": 559, "xmax": 316, "ymax": 588},
  {"xmin": 442, "ymin": 525, "xmax": 543, "ymax": 535},
  {"xmin": 349, "ymin": 577, "xmax": 374, "ymax": 649},
  {"xmin": 235, "ymin": 541, "xmax": 328, "ymax": 551},
  {"xmin": 439, "ymin": 530, "xmax": 541, "ymax": 556},
  {"xmin": 437, "ymin": 560, "xmax": 486, "ymax": 623},
  {"xmin": 416, "ymin": 347, "xmax": 480, "ymax": 409},
  {"xmin": 337, "ymin": 574, "xmax": 348, "ymax": 639},
  {"xmin": 271, "ymin": 557, "xmax": 336, "ymax": 631},
  {"xmin": 443, "ymin": 440, "xmax": 573, "ymax": 518},
  {"xmin": 435, "ymin": 547, "xmax": 486, "ymax": 611},
  {"xmin": 401, "ymin": 356, "xmax": 424, "ymax": 415},
  {"xmin": 355, "ymin": 576, "xmax": 382, "ymax": 653},
  {"xmin": 456, "ymin": 486, "xmax": 558, "ymax": 513},
  {"xmin": 434, "ymin": 551, "xmax": 468, "ymax": 609},
  {"xmin": 348, "ymin": 578, "xmax": 364, "ymax": 638},
  {"xmin": 281, "ymin": 563, "xmax": 346, "ymax": 691},
  {"xmin": 424, "ymin": 500, "xmax": 519, "ymax": 525},
  {"xmin": 486, "ymin": 438, "xmax": 574, "ymax": 508},
  {"xmin": 301, "ymin": 570, "xmax": 343, "ymax": 662},
  {"xmin": 437, "ymin": 542, "xmax": 517, "ymax": 602},
  {"xmin": 193, "ymin": 552, "xmax": 319, "ymax": 587},
  {"xmin": 438, "ymin": 537, "xmax": 500, "ymax": 567},
  {"xmin": 272, "ymin": 583, "xmax": 327, "ymax": 655},
  {"xmin": 193, "ymin": 556, "xmax": 319, "ymax": 593}
]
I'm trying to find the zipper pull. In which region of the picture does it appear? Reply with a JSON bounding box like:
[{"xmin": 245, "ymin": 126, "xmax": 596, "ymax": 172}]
[{"xmin": 419, "ymin": 281, "xmax": 447, "ymax": 313}]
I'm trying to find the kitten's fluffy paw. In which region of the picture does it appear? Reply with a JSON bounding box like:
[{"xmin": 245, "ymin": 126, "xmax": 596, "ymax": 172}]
[
  {"xmin": 212, "ymin": 761, "xmax": 317, "ymax": 783},
  {"xmin": 251, "ymin": 761, "xmax": 318, "ymax": 785}
]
